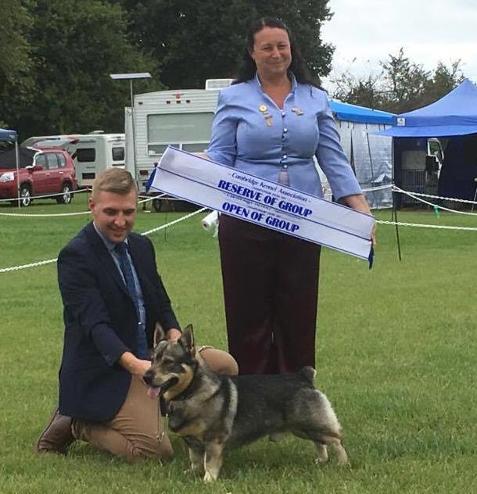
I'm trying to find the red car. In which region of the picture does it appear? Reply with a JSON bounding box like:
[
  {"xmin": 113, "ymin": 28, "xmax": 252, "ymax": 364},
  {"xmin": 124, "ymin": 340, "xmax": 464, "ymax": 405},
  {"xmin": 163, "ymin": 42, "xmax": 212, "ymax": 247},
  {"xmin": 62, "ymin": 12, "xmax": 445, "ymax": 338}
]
[{"xmin": 0, "ymin": 146, "xmax": 78, "ymax": 206}]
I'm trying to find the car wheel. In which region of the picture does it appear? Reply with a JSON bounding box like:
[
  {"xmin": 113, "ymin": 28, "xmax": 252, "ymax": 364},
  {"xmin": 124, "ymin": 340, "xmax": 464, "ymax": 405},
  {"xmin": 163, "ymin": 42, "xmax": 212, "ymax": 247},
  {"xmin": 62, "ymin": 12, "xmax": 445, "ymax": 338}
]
[
  {"xmin": 57, "ymin": 183, "xmax": 73, "ymax": 204},
  {"xmin": 19, "ymin": 185, "xmax": 32, "ymax": 207}
]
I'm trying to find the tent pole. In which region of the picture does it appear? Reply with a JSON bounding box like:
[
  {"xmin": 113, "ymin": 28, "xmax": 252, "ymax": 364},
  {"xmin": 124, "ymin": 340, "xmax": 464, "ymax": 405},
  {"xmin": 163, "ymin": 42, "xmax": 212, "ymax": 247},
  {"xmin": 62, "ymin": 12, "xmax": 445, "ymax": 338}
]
[
  {"xmin": 366, "ymin": 130, "xmax": 375, "ymax": 180},
  {"xmin": 391, "ymin": 189, "xmax": 402, "ymax": 261},
  {"xmin": 366, "ymin": 130, "xmax": 375, "ymax": 207},
  {"xmin": 391, "ymin": 138, "xmax": 402, "ymax": 261}
]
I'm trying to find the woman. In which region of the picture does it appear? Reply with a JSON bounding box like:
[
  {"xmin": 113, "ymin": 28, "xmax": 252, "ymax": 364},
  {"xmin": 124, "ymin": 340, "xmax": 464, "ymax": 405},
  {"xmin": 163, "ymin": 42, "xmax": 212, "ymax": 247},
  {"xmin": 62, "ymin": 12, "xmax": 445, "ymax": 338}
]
[{"xmin": 207, "ymin": 17, "xmax": 373, "ymax": 375}]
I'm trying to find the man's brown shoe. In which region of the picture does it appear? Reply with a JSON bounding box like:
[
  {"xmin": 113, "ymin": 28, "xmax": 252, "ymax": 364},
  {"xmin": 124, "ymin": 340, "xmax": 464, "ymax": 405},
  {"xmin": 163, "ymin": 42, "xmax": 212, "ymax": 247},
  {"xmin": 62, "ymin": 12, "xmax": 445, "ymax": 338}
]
[{"xmin": 36, "ymin": 408, "xmax": 75, "ymax": 455}]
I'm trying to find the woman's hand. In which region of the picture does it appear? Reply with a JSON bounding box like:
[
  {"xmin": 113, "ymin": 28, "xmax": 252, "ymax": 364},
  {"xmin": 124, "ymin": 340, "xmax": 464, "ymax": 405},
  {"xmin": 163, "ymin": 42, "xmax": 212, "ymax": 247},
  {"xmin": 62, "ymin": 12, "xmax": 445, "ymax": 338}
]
[{"xmin": 341, "ymin": 194, "xmax": 376, "ymax": 246}]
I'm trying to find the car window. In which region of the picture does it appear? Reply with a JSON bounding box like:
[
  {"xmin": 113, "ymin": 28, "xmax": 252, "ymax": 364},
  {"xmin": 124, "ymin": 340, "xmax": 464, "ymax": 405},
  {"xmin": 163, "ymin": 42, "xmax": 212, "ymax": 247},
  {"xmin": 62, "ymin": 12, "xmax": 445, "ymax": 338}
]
[
  {"xmin": 57, "ymin": 153, "xmax": 67, "ymax": 168},
  {"xmin": 46, "ymin": 153, "xmax": 59, "ymax": 169},
  {"xmin": 35, "ymin": 154, "xmax": 47, "ymax": 167}
]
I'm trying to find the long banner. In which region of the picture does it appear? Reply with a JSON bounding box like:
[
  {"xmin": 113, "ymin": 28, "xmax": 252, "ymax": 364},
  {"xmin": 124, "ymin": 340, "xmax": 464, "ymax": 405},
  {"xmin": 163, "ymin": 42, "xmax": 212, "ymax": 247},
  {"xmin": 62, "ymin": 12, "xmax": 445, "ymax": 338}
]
[{"xmin": 151, "ymin": 147, "xmax": 375, "ymax": 262}]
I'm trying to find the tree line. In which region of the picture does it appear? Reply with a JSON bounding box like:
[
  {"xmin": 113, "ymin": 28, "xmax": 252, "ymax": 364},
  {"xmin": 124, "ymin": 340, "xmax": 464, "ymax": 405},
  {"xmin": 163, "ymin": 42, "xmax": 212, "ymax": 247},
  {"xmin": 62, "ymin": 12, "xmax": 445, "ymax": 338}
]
[
  {"xmin": 330, "ymin": 48, "xmax": 465, "ymax": 114},
  {"xmin": 0, "ymin": 0, "xmax": 465, "ymax": 140}
]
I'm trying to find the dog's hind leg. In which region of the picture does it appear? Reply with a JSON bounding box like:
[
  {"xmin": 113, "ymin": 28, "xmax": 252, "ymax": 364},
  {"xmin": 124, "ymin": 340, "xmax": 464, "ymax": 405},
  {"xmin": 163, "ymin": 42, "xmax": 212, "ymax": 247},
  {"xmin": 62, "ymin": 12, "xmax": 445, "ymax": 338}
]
[
  {"xmin": 312, "ymin": 434, "xmax": 349, "ymax": 465},
  {"xmin": 327, "ymin": 437, "xmax": 348, "ymax": 466},
  {"xmin": 305, "ymin": 390, "xmax": 349, "ymax": 465},
  {"xmin": 203, "ymin": 440, "xmax": 225, "ymax": 482},
  {"xmin": 295, "ymin": 429, "xmax": 349, "ymax": 466}
]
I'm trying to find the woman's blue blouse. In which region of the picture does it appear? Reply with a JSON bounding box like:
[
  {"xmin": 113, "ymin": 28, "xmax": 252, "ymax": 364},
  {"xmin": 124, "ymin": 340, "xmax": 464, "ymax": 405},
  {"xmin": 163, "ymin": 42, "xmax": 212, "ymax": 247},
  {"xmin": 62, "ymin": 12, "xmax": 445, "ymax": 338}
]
[{"xmin": 207, "ymin": 75, "xmax": 362, "ymax": 200}]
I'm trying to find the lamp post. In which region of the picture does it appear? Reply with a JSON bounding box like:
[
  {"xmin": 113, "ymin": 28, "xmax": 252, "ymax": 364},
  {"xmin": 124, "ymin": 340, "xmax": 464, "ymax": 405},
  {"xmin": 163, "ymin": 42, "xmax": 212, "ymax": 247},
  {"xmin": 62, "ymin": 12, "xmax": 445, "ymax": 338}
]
[{"xmin": 110, "ymin": 72, "xmax": 151, "ymax": 184}]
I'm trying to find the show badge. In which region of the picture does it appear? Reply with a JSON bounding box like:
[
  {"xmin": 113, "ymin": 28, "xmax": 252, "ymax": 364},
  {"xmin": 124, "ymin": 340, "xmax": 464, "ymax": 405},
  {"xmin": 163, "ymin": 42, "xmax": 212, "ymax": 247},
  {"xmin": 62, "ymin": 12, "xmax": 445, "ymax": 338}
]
[{"xmin": 151, "ymin": 147, "xmax": 375, "ymax": 263}]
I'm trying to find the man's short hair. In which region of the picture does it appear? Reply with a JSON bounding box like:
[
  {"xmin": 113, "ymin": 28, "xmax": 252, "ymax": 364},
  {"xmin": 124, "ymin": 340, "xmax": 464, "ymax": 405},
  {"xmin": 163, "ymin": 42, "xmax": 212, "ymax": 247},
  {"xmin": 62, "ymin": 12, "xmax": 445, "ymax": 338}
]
[{"xmin": 91, "ymin": 168, "xmax": 137, "ymax": 199}]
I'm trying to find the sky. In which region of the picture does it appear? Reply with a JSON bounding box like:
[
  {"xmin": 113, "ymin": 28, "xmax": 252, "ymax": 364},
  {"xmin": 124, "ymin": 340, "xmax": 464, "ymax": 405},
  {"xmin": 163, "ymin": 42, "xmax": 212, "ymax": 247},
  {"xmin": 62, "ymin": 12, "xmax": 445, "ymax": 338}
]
[{"xmin": 321, "ymin": 0, "xmax": 477, "ymax": 91}]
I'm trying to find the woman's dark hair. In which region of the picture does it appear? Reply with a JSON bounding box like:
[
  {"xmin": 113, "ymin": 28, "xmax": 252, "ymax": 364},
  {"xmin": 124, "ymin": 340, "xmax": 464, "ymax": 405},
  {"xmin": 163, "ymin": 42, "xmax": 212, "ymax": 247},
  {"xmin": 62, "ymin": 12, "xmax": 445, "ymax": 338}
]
[{"xmin": 233, "ymin": 17, "xmax": 320, "ymax": 88}]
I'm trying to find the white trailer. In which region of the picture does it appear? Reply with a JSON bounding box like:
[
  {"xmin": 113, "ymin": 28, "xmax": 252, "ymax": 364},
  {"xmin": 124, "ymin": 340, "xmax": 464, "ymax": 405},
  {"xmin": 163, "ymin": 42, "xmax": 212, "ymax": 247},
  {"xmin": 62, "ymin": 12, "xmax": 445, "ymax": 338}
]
[
  {"xmin": 22, "ymin": 132, "xmax": 126, "ymax": 187},
  {"xmin": 125, "ymin": 87, "xmax": 222, "ymax": 193}
]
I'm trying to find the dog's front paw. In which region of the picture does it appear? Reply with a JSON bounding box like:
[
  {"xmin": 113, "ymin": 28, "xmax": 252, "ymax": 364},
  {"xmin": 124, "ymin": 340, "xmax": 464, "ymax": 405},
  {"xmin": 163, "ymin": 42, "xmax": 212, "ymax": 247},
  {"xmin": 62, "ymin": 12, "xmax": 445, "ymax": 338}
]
[
  {"xmin": 188, "ymin": 448, "xmax": 205, "ymax": 475},
  {"xmin": 314, "ymin": 456, "xmax": 329, "ymax": 465},
  {"xmin": 314, "ymin": 443, "xmax": 329, "ymax": 464},
  {"xmin": 184, "ymin": 466, "xmax": 203, "ymax": 477},
  {"xmin": 203, "ymin": 471, "xmax": 218, "ymax": 482}
]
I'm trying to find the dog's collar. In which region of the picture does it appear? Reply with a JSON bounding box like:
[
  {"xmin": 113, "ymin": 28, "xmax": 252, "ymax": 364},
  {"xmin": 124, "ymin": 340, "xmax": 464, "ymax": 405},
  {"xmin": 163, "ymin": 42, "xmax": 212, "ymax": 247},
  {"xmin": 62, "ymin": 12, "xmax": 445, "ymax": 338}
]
[{"xmin": 168, "ymin": 371, "xmax": 224, "ymax": 415}]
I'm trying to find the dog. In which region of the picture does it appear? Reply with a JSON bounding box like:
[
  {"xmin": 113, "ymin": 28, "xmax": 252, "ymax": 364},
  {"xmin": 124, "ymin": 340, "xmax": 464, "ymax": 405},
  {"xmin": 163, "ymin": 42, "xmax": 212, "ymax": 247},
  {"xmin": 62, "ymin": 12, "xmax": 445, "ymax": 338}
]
[{"xmin": 143, "ymin": 325, "xmax": 348, "ymax": 481}]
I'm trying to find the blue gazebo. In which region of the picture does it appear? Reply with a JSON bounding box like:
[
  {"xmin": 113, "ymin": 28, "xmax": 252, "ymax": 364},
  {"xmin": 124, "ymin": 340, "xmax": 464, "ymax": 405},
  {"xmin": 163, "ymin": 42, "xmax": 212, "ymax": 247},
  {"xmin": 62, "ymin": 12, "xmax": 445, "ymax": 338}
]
[
  {"xmin": 0, "ymin": 128, "xmax": 17, "ymax": 141},
  {"xmin": 330, "ymin": 100, "xmax": 394, "ymax": 125},
  {"xmin": 379, "ymin": 79, "xmax": 477, "ymax": 201},
  {"xmin": 379, "ymin": 79, "xmax": 477, "ymax": 137}
]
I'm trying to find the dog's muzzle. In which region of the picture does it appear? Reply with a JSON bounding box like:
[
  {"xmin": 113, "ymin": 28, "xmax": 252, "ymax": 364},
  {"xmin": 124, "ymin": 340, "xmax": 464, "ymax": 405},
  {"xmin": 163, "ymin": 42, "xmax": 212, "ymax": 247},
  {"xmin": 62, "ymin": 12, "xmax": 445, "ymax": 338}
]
[{"xmin": 144, "ymin": 375, "xmax": 179, "ymax": 399}]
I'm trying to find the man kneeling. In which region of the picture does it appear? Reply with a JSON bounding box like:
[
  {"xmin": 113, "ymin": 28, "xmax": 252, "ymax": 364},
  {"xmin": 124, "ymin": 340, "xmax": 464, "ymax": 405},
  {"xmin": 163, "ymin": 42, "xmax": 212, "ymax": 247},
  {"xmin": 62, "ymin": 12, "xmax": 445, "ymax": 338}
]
[{"xmin": 36, "ymin": 168, "xmax": 237, "ymax": 461}]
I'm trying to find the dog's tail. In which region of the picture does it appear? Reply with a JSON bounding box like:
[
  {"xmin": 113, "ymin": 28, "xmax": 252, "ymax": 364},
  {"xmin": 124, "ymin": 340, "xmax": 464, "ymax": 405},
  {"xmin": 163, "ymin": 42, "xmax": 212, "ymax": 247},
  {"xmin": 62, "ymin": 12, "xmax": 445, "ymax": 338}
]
[{"xmin": 298, "ymin": 366, "xmax": 316, "ymax": 385}]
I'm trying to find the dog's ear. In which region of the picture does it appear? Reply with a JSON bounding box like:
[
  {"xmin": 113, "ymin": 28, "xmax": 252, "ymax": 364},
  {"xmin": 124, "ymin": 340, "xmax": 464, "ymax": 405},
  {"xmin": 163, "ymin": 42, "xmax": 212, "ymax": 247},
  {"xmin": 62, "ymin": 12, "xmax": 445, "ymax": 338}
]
[
  {"xmin": 180, "ymin": 324, "xmax": 195, "ymax": 354},
  {"xmin": 154, "ymin": 322, "xmax": 167, "ymax": 347}
]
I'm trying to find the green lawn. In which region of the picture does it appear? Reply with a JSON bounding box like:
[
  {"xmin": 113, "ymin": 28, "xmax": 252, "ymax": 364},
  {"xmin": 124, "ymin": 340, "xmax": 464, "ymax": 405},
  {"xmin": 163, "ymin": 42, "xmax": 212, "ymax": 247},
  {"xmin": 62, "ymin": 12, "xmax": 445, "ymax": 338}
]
[{"xmin": 1, "ymin": 195, "xmax": 476, "ymax": 493}]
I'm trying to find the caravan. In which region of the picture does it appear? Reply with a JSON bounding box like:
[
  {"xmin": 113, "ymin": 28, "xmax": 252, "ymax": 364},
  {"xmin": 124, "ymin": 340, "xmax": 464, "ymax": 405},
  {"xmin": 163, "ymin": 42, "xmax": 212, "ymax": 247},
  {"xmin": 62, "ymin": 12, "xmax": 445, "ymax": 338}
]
[
  {"xmin": 125, "ymin": 80, "xmax": 233, "ymax": 194},
  {"xmin": 22, "ymin": 132, "xmax": 125, "ymax": 187}
]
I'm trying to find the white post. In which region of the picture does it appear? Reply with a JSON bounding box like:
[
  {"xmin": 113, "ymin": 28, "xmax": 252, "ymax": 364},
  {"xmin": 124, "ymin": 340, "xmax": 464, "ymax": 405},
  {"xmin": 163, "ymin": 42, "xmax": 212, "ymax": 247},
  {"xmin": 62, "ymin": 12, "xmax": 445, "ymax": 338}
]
[
  {"xmin": 15, "ymin": 140, "xmax": 21, "ymax": 208},
  {"xmin": 129, "ymin": 79, "xmax": 138, "ymax": 186},
  {"xmin": 109, "ymin": 73, "xmax": 151, "ymax": 188}
]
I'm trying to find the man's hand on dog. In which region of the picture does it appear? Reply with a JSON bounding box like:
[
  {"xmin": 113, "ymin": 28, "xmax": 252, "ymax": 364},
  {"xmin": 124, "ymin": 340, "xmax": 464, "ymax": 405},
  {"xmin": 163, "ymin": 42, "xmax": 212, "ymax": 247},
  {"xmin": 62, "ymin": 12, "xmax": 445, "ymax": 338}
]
[
  {"xmin": 119, "ymin": 351, "xmax": 151, "ymax": 376},
  {"xmin": 118, "ymin": 328, "xmax": 181, "ymax": 377},
  {"xmin": 166, "ymin": 328, "xmax": 182, "ymax": 342}
]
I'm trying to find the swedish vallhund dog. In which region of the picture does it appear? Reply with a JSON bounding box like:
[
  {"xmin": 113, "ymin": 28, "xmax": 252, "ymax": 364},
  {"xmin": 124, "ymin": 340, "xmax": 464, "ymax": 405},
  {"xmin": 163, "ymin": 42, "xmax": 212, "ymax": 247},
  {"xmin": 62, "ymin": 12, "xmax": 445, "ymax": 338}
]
[{"xmin": 143, "ymin": 325, "xmax": 348, "ymax": 482}]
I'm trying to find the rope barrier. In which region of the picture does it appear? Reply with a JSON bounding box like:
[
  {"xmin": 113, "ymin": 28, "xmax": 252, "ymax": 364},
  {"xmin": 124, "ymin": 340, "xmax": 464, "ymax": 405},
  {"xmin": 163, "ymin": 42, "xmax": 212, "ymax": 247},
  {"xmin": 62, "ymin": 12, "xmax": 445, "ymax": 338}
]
[
  {"xmin": 141, "ymin": 207, "xmax": 207, "ymax": 235},
  {"xmin": 376, "ymin": 220, "xmax": 477, "ymax": 231},
  {"xmin": 361, "ymin": 184, "xmax": 393, "ymax": 193},
  {"xmin": 137, "ymin": 193, "xmax": 167, "ymax": 203},
  {"xmin": 0, "ymin": 258, "xmax": 58, "ymax": 273},
  {"xmin": 3, "ymin": 183, "xmax": 477, "ymax": 273},
  {"xmin": 0, "ymin": 187, "xmax": 91, "ymax": 216},
  {"xmin": 391, "ymin": 186, "xmax": 477, "ymax": 205},
  {"xmin": 392, "ymin": 186, "xmax": 477, "ymax": 216},
  {"xmin": 0, "ymin": 210, "xmax": 91, "ymax": 217},
  {"xmin": 0, "ymin": 193, "xmax": 179, "ymax": 216},
  {"xmin": 0, "ymin": 207, "xmax": 209, "ymax": 273},
  {"xmin": 0, "ymin": 187, "xmax": 90, "ymax": 203}
]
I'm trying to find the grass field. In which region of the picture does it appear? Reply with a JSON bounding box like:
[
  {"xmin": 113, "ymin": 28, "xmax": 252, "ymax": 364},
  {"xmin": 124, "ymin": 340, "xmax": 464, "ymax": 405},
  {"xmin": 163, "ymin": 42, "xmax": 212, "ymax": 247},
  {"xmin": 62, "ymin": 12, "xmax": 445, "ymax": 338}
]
[{"xmin": 1, "ymin": 194, "xmax": 476, "ymax": 493}]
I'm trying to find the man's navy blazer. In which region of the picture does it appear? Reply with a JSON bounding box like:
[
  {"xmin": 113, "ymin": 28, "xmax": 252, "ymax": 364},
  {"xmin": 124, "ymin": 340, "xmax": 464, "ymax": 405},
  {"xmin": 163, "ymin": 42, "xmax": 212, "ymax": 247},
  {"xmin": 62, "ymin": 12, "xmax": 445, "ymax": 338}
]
[{"xmin": 57, "ymin": 222, "xmax": 179, "ymax": 422}]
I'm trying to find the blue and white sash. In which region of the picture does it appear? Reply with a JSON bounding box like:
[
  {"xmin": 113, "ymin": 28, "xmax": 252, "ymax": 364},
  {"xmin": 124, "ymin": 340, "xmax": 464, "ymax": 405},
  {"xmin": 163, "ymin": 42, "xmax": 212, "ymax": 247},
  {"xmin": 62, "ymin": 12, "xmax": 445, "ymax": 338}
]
[{"xmin": 151, "ymin": 147, "xmax": 375, "ymax": 263}]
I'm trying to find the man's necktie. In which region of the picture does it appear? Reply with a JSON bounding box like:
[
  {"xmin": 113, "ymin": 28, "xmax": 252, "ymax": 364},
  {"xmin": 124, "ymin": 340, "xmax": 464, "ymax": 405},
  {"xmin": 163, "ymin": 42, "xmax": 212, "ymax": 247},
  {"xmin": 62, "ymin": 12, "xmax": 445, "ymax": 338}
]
[{"xmin": 115, "ymin": 242, "xmax": 148, "ymax": 358}]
